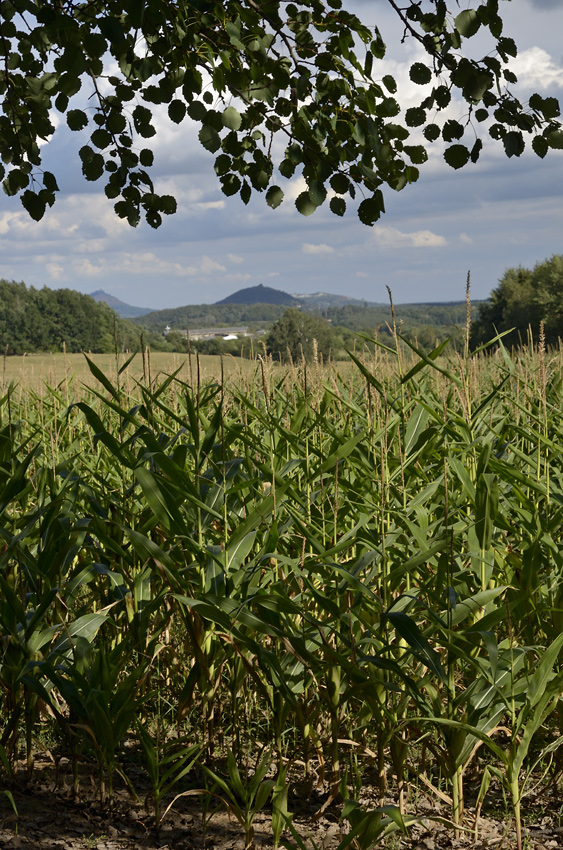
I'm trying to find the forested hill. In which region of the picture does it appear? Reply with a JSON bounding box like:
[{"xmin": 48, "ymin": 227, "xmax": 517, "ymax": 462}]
[
  {"xmin": 0, "ymin": 280, "xmax": 483, "ymax": 357},
  {"xmin": 216, "ymin": 283, "xmax": 299, "ymax": 306},
  {"xmin": 134, "ymin": 298, "xmax": 479, "ymax": 339},
  {"xmin": 132, "ymin": 301, "xmax": 290, "ymax": 331},
  {"xmin": 325, "ymin": 301, "xmax": 481, "ymax": 330},
  {"xmin": 0, "ymin": 280, "xmax": 165, "ymax": 355}
]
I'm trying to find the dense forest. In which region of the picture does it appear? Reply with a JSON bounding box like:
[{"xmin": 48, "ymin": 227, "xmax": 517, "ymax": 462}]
[
  {"xmin": 134, "ymin": 299, "xmax": 474, "ymax": 335},
  {"xmin": 132, "ymin": 302, "xmax": 291, "ymax": 332},
  {"xmin": 0, "ymin": 281, "xmax": 171, "ymax": 355},
  {"xmin": 324, "ymin": 301, "xmax": 476, "ymax": 351},
  {"xmin": 471, "ymin": 255, "xmax": 563, "ymax": 347}
]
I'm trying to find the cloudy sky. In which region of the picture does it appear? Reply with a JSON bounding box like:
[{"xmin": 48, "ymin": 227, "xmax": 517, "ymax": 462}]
[{"xmin": 0, "ymin": 0, "xmax": 562, "ymax": 309}]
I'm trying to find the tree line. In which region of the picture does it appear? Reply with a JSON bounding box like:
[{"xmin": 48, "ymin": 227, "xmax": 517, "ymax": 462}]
[
  {"xmin": 0, "ymin": 280, "xmax": 468, "ymax": 360},
  {"xmin": 266, "ymin": 257, "xmax": 563, "ymax": 362},
  {"xmin": 470, "ymin": 255, "xmax": 563, "ymax": 348},
  {"xmin": 0, "ymin": 281, "xmax": 169, "ymax": 355},
  {"xmin": 3, "ymin": 256, "xmax": 562, "ymax": 361},
  {"xmin": 132, "ymin": 302, "xmax": 290, "ymax": 332},
  {"xmin": 140, "ymin": 299, "xmax": 471, "ymax": 360}
]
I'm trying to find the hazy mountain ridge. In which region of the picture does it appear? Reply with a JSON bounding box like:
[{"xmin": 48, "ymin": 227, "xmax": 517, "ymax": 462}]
[
  {"xmin": 134, "ymin": 284, "xmax": 478, "ymax": 333},
  {"xmin": 89, "ymin": 289, "xmax": 154, "ymax": 318},
  {"xmin": 293, "ymin": 292, "xmax": 384, "ymax": 309}
]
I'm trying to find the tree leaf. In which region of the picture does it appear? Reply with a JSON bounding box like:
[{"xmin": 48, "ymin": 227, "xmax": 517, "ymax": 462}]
[
  {"xmin": 266, "ymin": 185, "xmax": 284, "ymax": 209},
  {"xmin": 199, "ymin": 125, "xmax": 221, "ymax": 153},
  {"xmin": 423, "ymin": 124, "xmax": 441, "ymax": 142},
  {"xmin": 547, "ymin": 129, "xmax": 563, "ymax": 149},
  {"xmin": 220, "ymin": 173, "xmax": 241, "ymax": 196},
  {"xmin": 470, "ymin": 138, "xmax": 483, "ymax": 163},
  {"xmin": 222, "ymin": 106, "xmax": 242, "ymax": 130},
  {"xmin": 330, "ymin": 172, "xmax": 349, "ymax": 194},
  {"xmin": 139, "ymin": 148, "xmax": 154, "ymax": 166},
  {"xmin": 295, "ymin": 192, "xmax": 316, "ymax": 216},
  {"xmin": 405, "ymin": 107, "xmax": 426, "ymax": 127},
  {"xmin": 444, "ymin": 144, "xmax": 470, "ymax": 169},
  {"xmin": 442, "ymin": 119, "xmax": 464, "ymax": 142},
  {"xmin": 330, "ymin": 196, "xmax": 346, "ymax": 216},
  {"xmin": 42, "ymin": 171, "xmax": 59, "ymax": 192},
  {"xmin": 532, "ymin": 135, "xmax": 548, "ymax": 158},
  {"xmin": 79, "ymin": 145, "xmax": 104, "ymax": 180},
  {"xmin": 67, "ymin": 109, "xmax": 88, "ymax": 131},
  {"xmin": 240, "ymin": 181, "xmax": 251, "ymax": 204},
  {"xmin": 20, "ymin": 190, "xmax": 46, "ymax": 222},
  {"xmin": 168, "ymin": 99, "xmax": 186, "ymax": 123},
  {"xmin": 410, "ymin": 62, "xmax": 432, "ymax": 85},
  {"xmin": 358, "ymin": 194, "xmax": 383, "ymax": 225},
  {"xmin": 503, "ymin": 130, "xmax": 524, "ymax": 158},
  {"xmin": 455, "ymin": 9, "xmax": 481, "ymax": 37}
]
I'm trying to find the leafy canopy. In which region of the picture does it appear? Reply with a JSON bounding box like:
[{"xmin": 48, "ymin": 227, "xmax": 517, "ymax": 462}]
[
  {"xmin": 0, "ymin": 279, "xmax": 169, "ymax": 354},
  {"xmin": 470, "ymin": 255, "xmax": 563, "ymax": 348},
  {"xmin": 0, "ymin": 0, "xmax": 561, "ymax": 227},
  {"xmin": 267, "ymin": 307, "xmax": 334, "ymax": 363}
]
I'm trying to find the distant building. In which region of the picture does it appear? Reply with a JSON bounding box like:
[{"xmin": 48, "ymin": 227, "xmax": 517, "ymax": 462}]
[{"xmin": 169, "ymin": 326, "xmax": 250, "ymax": 340}]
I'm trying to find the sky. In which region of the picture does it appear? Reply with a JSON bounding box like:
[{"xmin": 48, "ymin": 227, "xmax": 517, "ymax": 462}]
[{"xmin": 0, "ymin": 0, "xmax": 562, "ymax": 310}]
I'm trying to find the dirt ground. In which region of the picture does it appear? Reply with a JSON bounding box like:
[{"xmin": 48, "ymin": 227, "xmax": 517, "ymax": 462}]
[{"xmin": 1, "ymin": 755, "xmax": 563, "ymax": 850}]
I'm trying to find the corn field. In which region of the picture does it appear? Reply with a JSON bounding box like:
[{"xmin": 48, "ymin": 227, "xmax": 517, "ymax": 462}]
[{"xmin": 2, "ymin": 336, "xmax": 563, "ymax": 850}]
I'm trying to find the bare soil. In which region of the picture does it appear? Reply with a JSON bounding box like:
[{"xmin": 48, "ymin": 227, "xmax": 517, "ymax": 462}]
[{"xmin": 1, "ymin": 755, "xmax": 563, "ymax": 850}]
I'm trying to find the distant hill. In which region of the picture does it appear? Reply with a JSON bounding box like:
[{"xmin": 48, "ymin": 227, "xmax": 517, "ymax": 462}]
[
  {"xmin": 133, "ymin": 295, "xmax": 481, "ymax": 344},
  {"xmin": 216, "ymin": 284, "xmax": 299, "ymax": 307},
  {"xmin": 0, "ymin": 280, "xmax": 166, "ymax": 355},
  {"xmin": 89, "ymin": 289, "xmax": 154, "ymax": 318},
  {"xmin": 294, "ymin": 291, "xmax": 384, "ymax": 309},
  {"xmin": 132, "ymin": 302, "xmax": 289, "ymax": 332},
  {"xmin": 324, "ymin": 300, "xmax": 482, "ymax": 332}
]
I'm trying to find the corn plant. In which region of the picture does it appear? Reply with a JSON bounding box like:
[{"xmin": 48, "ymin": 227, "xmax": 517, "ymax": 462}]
[{"xmin": 1, "ymin": 340, "xmax": 563, "ymax": 849}]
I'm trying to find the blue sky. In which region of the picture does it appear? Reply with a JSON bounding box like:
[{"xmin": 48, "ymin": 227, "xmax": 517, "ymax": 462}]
[{"xmin": 0, "ymin": 0, "xmax": 561, "ymax": 309}]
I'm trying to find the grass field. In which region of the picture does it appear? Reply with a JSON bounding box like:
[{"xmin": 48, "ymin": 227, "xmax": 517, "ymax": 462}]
[
  {"xmin": 1, "ymin": 337, "xmax": 563, "ymax": 850},
  {"xmin": 1, "ymin": 350, "xmax": 261, "ymax": 392}
]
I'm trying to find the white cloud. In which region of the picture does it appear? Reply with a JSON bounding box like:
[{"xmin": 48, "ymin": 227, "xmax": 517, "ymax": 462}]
[
  {"xmin": 74, "ymin": 239, "xmax": 109, "ymax": 255},
  {"xmin": 46, "ymin": 262, "xmax": 65, "ymax": 280},
  {"xmin": 74, "ymin": 258, "xmax": 105, "ymax": 277},
  {"xmin": 511, "ymin": 47, "xmax": 563, "ymax": 90},
  {"xmin": 197, "ymin": 200, "xmax": 225, "ymax": 211},
  {"xmin": 68, "ymin": 252, "xmax": 227, "ymax": 279},
  {"xmin": 356, "ymin": 271, "xmax": 369, "ymax": 278},
  {"xmin": 372, "ymin": 226, "xmax": 447, "ymax": 248},
  {"xmin": 460, "ymin": 233, "xmax": 473, "ymax": 244},
  {"xmin": 0, "ymin": 194, "xmax": 131, "ymax": 246},
  {"xmin": 198, "ymin": 256, "xmax": 227, "ymax": 274},
  {"xmin": 302, "ymin": 243, "xmax": 335, "ymax": 255},
  {"xmin": 227, "ymin": 253, "xmax": 244, "ymax": 264},
  {"xmin": 282, "ymin": 176, "xmax": 308, "ymax": 203},
  {"xmin": 225, "ymin": 272, "xmax": 251, "ymax": 282},
  {"xmin": 0, "ymin": 212, "xmax": 20, "ymax": 235}
]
